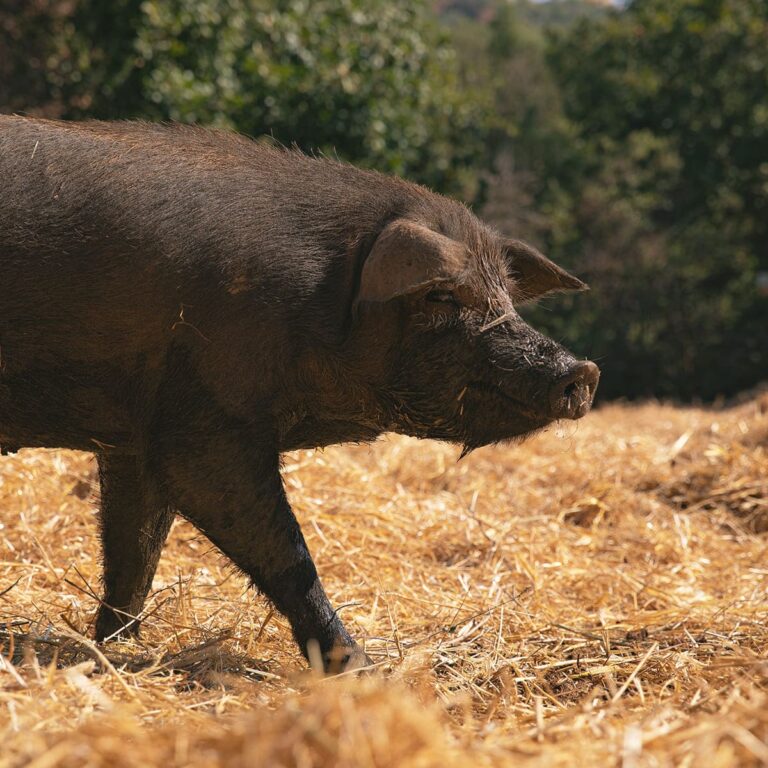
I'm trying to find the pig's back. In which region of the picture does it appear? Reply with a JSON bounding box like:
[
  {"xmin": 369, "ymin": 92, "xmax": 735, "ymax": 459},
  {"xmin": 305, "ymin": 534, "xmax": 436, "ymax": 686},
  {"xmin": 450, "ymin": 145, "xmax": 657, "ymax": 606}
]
[
  {"xmin": 0, "ymin": 117, "xmax": 426, "ymax": 449},
  {"xmin": 0, "ymin": 116, "xmax": 421, "ymax": 323}
]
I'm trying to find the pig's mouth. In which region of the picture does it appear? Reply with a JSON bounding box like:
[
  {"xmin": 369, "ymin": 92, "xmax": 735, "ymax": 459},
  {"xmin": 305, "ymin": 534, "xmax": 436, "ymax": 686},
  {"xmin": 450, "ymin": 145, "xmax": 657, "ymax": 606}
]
[
  {"xmin": 453, "ymin": 380, "xmax": 554, "ymax": 450},
  {"xmin": 466, "ymin": 359, "xmax": 599, "ymax": 425},
  {"xmin": 466, "ymin": 381, "xmax": 548, "ymax": 422}
]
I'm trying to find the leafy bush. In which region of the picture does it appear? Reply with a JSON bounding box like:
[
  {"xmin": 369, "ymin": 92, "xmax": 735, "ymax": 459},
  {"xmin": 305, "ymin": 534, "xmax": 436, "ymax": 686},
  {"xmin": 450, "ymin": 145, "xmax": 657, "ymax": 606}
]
[{"xmin": 2, "ymin": 0, "xmax": 765, "ymax": 400}]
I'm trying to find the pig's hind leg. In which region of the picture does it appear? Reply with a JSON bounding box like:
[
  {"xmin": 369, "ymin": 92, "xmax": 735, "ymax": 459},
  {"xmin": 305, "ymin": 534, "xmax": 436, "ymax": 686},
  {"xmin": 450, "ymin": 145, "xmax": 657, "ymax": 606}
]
[{"xmin": 94, "ymin": 453, "xmax": 174, "ymax": 642}]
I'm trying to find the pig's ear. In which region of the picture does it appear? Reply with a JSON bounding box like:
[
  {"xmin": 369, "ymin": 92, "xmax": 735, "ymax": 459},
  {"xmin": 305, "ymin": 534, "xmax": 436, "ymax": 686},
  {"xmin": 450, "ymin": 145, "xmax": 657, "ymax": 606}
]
[
  {"xmin": 505, "ymin": 240, "xmax": 588, "ymax": 302},
  {"xmin": 356, "ymin": 220, "xmax": 467, "ymax": 305}
]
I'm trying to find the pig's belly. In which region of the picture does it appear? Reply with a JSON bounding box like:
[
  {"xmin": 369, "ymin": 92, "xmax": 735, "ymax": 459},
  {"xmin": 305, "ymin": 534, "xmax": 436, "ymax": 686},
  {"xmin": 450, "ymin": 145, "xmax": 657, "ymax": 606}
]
[{"xmin": 0, "ymin": 363, "xmax": 135, "ymax": 452}]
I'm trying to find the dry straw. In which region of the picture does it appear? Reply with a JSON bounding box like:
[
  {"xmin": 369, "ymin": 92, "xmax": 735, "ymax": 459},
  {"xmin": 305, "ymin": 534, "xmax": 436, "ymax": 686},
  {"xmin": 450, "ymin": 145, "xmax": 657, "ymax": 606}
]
[{"xmin": 1, "ymin": 392, "xmax": 767, "ymax": 766}]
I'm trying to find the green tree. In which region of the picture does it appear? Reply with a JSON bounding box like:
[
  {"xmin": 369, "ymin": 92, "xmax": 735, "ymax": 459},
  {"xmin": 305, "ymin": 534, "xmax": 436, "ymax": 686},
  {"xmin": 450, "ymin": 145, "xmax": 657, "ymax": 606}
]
[
  {"xmin": 0, "ymin": 0, "xmax": 76, "ymax": 117},
  {"xmin": 1, "ymin": 0, "xmax": 490, "ymax": 199},
  {"xmin": 5, "ymin": 0, "xmax": 765, "ymax": 400},
  {"xmin": 61, "ymin": 0, "xmax": 489, "ymax": 197},
  {"xmin": 449, "ymin": 2, "xmax": 574, "ymax": 240},
  {"xmin": 528, "ymin": 0, "xmax": 768, "ymax": 399}
]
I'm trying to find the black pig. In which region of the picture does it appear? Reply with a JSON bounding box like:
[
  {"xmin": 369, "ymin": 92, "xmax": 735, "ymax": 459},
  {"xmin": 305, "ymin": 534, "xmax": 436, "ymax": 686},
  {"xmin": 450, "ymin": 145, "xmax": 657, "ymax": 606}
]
[{"xmin": 0, "ymin": 117, "xmax": 598, "ymax": 670}]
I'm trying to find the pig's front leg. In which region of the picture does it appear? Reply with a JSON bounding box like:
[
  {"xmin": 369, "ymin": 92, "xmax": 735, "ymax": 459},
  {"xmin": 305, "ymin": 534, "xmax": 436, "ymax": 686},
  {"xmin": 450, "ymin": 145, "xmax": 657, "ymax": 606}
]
[{"xmin": 155, "ymin": 431, "xmax": 370, "ymax": 672}]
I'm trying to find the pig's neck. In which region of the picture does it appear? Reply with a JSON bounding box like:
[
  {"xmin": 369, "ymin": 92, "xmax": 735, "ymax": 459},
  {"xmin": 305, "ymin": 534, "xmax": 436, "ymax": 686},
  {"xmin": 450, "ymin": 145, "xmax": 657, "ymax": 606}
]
[{"xmin": 275, "ymin": 349, "xmax": 391, "ymax": 452}]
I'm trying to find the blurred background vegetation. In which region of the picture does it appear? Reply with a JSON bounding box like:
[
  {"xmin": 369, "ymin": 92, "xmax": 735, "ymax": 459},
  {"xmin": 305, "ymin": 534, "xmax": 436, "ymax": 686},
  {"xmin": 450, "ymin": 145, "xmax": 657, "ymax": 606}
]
[{"xmin": 1, "ymin": 0, "xmax": 766, "ymax": 401}]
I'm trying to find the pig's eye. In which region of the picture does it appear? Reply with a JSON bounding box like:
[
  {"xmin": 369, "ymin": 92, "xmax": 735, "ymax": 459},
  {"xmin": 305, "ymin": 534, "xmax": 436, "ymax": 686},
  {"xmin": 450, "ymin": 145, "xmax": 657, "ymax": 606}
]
[{"xmin": 425, "ymin": 288, "xmax": 459, "ymax": 307}]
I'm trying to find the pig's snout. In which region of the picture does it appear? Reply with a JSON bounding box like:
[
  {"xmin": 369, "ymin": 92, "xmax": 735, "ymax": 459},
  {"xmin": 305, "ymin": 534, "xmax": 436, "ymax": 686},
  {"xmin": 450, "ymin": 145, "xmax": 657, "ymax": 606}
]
[{"xmin": 548, "ymin": 361, "xmax": 600, "ymax": 420}]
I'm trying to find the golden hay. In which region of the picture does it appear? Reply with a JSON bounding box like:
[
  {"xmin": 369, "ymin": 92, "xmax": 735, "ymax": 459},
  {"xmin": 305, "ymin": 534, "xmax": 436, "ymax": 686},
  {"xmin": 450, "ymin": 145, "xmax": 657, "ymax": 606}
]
[{"xmin": 1, "ymin": 393, "xmax": 767, "ymax": 767}]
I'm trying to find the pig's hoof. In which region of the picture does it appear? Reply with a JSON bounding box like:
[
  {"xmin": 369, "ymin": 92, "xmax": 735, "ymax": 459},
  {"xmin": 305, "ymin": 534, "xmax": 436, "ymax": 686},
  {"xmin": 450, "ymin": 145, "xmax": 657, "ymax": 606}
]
[
  {"xmin": 94, "ymin": 607, "xmax": 141, "ymax": 643},
  {"xmin": 323, "ymin": 643, "xmax": 373, "ymax": 675}
]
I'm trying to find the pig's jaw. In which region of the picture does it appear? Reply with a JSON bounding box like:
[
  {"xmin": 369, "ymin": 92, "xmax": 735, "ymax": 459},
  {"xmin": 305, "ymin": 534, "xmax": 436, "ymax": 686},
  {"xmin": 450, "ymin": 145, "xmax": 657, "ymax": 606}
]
[
  {"xmin": 378, "ymin": 390, "xmax": 556, "ymax": 449},
  {"xmin": 465, "ymin": 380, "xmax": 540, "ymax": 416},
  {"xmin": 449, "ymin": 379, "xmax": 558, "ymax": 447},
  {"xmin": 459, "ymin": 425, "xmax": 548, "ymax": 457}
]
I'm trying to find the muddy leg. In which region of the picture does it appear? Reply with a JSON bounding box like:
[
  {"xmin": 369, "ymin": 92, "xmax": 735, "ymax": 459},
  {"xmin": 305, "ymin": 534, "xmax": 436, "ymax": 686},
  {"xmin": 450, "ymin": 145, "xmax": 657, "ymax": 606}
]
[
  {"xmin": 157, "ymin": 430, "xmax": 369, "ymax": 672},
  {"xmin": 94, "ymin": 453, "xmax": 174, "ymax": 641}
]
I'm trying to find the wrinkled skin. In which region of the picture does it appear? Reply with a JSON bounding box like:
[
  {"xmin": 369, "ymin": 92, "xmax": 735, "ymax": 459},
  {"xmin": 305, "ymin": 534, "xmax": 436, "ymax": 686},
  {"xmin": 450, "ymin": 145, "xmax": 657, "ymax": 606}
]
[
  {"xmin": 0, "ymin": 117, "xmax": 598, "ymax": 672},
  {"xmin": 288, "ymin": 232, "xmax": 589, "ymax": 456},
  {"xmin": 372, "ymin": 287, "xmax": 572, "ymax": 450}
]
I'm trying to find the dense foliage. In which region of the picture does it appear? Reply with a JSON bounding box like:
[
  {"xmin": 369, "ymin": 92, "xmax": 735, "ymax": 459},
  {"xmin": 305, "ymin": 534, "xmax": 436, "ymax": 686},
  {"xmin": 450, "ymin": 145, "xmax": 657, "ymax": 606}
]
[
  {"xmin": 537, "ymin": 0, "xmax": 768, "ymax": 400},
  {"xmin": 1, "ymin": 0, "xmax": 765, "ymax": 400},
  {"xmin": 0, "ymin": 0, "xmax": 488, "ymax": 197},
  {"xmin": 451, "ymin": 0, "xmax": 768, "ymax": 400}
]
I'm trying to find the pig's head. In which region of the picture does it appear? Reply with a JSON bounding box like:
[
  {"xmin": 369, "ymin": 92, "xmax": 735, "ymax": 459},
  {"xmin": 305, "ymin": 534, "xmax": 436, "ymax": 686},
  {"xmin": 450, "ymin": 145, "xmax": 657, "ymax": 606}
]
[{"xmin": 350, "ymin": 216, "xmax": 599, "ymax": 451}]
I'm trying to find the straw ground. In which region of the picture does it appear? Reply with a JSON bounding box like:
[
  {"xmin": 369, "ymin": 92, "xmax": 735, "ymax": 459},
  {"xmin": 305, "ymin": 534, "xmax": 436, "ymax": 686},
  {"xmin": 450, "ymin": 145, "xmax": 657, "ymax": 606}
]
[{"xmin": 1, "ymin": 392, "xmax": 767, "ymax": 766}]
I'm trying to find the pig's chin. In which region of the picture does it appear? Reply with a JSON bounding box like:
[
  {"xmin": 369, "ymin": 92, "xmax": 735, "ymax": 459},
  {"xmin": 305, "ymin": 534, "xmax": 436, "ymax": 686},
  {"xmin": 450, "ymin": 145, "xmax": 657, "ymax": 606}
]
[
  {"xmin": 458, "ymin": 420, "xmax": 549, "ymax": 452},
  {"xmin": 456, "ymin": 384, "xmax": 553, "ymax": 449},
  {"xmin": 459, "ymin": 424, "xmax": 546, "ymax": 455},
  {"xmin": 387, "ymin": 381, "xmax": 553, "ymax": 447}
]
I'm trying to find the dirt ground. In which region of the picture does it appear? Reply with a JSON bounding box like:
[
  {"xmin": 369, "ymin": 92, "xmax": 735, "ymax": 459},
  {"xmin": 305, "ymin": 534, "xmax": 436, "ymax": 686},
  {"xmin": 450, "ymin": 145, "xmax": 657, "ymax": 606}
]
[{"xmin": 1, "ymin": 392, "xmax": 767, "ymax": 767}]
